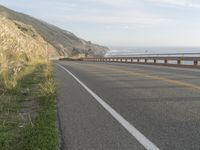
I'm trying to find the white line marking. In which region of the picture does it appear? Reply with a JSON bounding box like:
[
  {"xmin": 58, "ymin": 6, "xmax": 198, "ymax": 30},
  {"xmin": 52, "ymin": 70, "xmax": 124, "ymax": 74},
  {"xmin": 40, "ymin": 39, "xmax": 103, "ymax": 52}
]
[{"xmin": 56, "ymin": 63, "xmax": 160, "ymax": 150}]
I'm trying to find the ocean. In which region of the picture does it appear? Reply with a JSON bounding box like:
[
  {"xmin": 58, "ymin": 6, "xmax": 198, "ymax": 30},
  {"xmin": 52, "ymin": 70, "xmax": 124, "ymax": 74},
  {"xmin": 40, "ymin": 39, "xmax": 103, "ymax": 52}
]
[{"xmin": 106, "ymin": 46, "xmax": 200, "ymax": 57}]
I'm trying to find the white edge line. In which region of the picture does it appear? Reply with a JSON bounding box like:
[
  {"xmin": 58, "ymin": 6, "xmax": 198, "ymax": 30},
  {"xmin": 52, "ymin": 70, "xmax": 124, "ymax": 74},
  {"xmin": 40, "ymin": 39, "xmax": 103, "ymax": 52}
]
[{"xmin": 56, "ymin": 63, "xmax": 160, "ymax": 150}]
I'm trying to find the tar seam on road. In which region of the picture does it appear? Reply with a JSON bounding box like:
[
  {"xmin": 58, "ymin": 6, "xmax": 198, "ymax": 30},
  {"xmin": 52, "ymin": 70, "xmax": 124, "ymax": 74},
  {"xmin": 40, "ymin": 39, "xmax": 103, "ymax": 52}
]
[{"xmin": 56, "ymin": 63, "xmax": 160, "ymax": 150}]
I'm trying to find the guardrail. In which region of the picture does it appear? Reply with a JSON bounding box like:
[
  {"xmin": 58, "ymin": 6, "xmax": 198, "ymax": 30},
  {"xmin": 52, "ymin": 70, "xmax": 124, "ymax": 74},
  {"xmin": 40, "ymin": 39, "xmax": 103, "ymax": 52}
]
[{"xmin": 84, "ymin": 56, "xmax": 200, "ymax": 68}]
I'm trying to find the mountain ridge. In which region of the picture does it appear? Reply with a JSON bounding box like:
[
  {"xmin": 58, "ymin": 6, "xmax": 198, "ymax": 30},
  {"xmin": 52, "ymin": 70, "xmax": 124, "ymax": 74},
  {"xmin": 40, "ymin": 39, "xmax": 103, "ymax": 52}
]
[{"xmin": 0, "ymin": 5, "xmax": 109, "ymax": 57}]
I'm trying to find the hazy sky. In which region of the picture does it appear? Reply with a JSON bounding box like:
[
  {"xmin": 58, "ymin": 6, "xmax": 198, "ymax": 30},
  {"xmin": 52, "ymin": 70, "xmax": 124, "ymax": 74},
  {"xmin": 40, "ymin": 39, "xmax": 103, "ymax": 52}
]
[{"xmin": 0, "ymin": 0, "xmax": 200, "ymax": 47}]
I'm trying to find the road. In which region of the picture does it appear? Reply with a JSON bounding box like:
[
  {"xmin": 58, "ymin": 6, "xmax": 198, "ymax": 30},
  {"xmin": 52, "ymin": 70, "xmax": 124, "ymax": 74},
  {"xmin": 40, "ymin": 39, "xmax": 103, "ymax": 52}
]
[{"xmin": 54, "ymin": 61, "xmax": 200, "ymax": 150}]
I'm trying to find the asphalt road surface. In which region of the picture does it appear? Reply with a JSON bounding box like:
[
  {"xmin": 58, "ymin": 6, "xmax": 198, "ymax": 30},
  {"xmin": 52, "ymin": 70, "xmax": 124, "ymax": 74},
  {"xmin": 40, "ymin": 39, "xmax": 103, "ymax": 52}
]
[{"xmin": 54, "ymin": 61, "xmax": 200, "ymax": 150}]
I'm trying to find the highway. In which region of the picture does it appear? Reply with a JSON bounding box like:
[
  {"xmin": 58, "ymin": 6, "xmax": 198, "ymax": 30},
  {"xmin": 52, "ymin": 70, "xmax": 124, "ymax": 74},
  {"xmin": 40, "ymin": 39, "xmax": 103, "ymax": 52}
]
[{"xmin": 55, "ymin": 61, "xmax": 200, "ymax": 150}]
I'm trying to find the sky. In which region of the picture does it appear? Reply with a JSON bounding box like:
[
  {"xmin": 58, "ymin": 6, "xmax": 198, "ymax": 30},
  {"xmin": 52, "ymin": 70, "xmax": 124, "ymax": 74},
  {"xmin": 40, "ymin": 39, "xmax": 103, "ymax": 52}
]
[{"xmin": 0, "ymin": 0, "xmax": 200, "ymax": 47}]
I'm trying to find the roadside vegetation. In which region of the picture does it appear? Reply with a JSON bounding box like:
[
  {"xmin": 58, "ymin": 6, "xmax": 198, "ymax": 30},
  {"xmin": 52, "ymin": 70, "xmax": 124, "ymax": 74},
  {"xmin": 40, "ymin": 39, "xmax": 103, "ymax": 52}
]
[{"xmin": 0, "ymin": 16, "xmax": 59, "ymax": 149}]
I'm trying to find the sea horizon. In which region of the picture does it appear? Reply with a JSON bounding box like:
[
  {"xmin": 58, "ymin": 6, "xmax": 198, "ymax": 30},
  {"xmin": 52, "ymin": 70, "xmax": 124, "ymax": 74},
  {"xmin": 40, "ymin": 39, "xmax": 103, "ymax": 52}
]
[{"xmin": 106, "ymin": 46, "xmax": 200, "ymax": 56}]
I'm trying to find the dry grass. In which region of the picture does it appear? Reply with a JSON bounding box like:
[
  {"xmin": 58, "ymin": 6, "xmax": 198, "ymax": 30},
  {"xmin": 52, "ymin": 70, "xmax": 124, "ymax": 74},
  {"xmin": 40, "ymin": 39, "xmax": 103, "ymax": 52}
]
[
  {"xmin": 0, "ymin": 16, "xmax": 49, "ymax": 90},
  {"xmin": 0, "ymin": 16, "xmax": 58, "ymax": 150},
  {"xmin": 39, "ymin": 65, "xmax": 56, "ymax": 97}
]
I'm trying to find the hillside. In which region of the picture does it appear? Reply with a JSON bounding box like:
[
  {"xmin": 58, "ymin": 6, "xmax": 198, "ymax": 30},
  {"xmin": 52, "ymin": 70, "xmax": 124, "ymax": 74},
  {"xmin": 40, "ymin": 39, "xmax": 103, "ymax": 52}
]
[{"xmin": 0, "ymin": 5, "xmax": 109, "ymax": 58}]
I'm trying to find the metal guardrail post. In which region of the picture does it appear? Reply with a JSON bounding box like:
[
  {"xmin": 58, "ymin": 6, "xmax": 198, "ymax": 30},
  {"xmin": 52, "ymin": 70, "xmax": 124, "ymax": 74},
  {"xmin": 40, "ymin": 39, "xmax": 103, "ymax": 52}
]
[{"xmin": 194, "ymin": 60, "xmax": 198, "ymax": 66}]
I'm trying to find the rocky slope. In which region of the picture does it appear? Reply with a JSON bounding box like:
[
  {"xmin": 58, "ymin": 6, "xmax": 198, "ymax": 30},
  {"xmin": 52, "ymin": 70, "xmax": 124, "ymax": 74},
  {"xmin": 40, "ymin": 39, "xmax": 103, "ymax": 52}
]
[{"xmin": 0, "ymin": 5, "xmax": 109, "ymax": 58}]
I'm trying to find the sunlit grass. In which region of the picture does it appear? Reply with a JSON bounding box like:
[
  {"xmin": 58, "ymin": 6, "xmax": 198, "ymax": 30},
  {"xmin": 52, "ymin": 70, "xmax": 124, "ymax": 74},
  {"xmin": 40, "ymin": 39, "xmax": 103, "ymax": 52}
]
[
  {"xmin": 0, "ymin": 63, "xmax": 59, "ymax": 150},
  {"xmin": 0, "ymin": 17, "xmax": 58, "ymax": 150},
  {"xmin": 40, "ymin": 78, "xmax": 56, "ymax": 97}
]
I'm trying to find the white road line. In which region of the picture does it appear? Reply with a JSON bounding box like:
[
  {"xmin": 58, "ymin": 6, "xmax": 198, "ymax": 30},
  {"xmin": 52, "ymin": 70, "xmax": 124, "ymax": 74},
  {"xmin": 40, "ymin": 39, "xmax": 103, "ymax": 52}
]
[{"xmin": 56, "ymin": 63, "xmax": 160, "ymax": 150}]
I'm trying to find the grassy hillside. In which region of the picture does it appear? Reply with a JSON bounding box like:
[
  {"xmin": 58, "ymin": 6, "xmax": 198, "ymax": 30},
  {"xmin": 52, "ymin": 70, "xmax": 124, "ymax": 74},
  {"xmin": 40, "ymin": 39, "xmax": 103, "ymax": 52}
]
[
  {"xmin": 0, "ymin": 17, "xmax": 59, "ymax": 150},
  {"xmin": 0, "ymin": 5, "xmax": 109, "ymax": 57},
  {"xmin": 0, "ymin": 16, "xmax": 46, "ymax": 87}
]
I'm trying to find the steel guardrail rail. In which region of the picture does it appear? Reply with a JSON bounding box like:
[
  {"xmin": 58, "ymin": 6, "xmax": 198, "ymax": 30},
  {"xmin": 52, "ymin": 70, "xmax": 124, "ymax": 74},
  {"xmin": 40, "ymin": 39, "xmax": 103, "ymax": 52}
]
[{"xmin": 84, "ymin": 55, "xmax": 200, "ymax": 68}]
